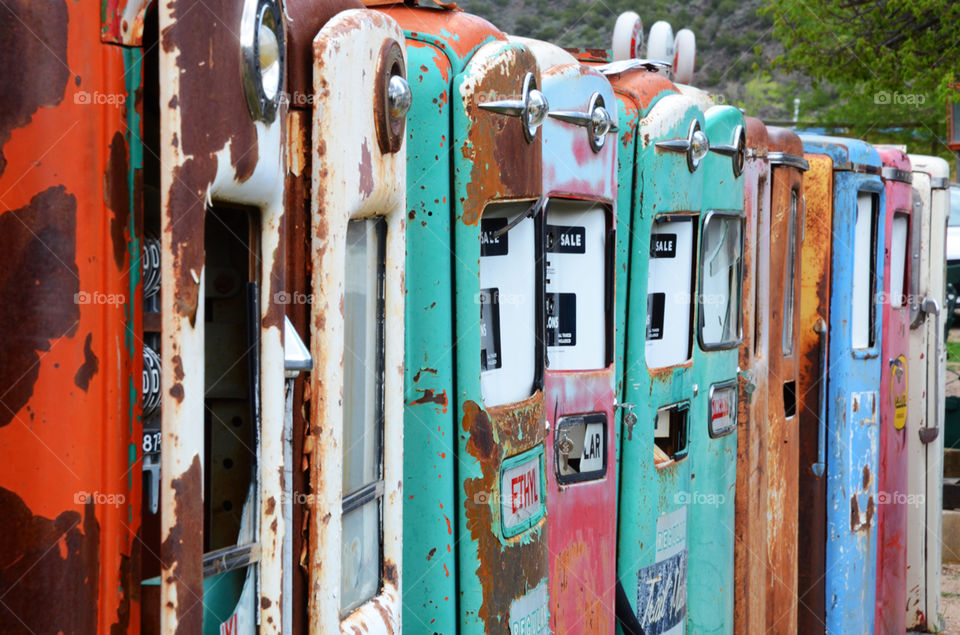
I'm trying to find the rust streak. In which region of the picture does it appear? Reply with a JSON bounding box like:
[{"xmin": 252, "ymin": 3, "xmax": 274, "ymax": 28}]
[
  {"xmin": 0, "ymin": 186, "xmax": 80, "ymax": 427},
  {"xmin": 73, "ymin": 332, "xmax": 99, "ymax": 392}
]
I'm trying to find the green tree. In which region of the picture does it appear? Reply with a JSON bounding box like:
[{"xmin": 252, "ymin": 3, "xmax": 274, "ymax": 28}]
[{"xmin": 762, "ymin": 0, "xmax": 960, "ymax": 99}]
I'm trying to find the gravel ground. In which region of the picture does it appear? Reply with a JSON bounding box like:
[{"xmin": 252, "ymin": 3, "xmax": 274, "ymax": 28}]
[{"xmin": 942, "ymin": 564, "xmax": 960, "ymax": 632}]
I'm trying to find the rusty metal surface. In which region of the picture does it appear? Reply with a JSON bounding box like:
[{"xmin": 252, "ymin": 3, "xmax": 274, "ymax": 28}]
[
  {"xmin": 305, "ymin": 10, "xmax": 407, "ymax": 633},
  {"xmin": 101, "ymin": 0, "xmax": 152, "ymax": 45},
  {"xmin": 0, "ymin": 1, "xmax": 142, "ymax": 632},
  {"xmin": 285, "ymin": 0, "xmax": 364, "ymax": 110},
  {"xmin": 378, "ymin": 4, "xmax": 503, "ymax": 72},
  {"xmin": 734, "ymin": 116, "xmax": 770, "ymax": 635},
  {"xmin": 796, "ymin": 153, "xmax": 833, "ymax": 634},
  {"xmin": 159, "ymin": 0, "xmax": 289, "ymax": 630},
  {"xmin": 284, "ymin": 106, "xmax": 312, "ymax": 635},
  {"xmin": 613, "ymin": 91, "xmax": 704, "ymax": 633},
  {"xmin": 764, "ymin": 125, "xmax": 804, "ymax": 633},
  {"xmin": 874, "ymin": 145, "xmax": 912, "ymax": 635},
  {"xmin": 452, "ymin": 39, "xmax": 547, "ymax": 634},
  {"xmin": 803, "ymin": 135, "xmax": 884, "ymax": 634},
  {"xmin": 517, "ymin": 39, "xmax": 618, "ymax": 634},
  {"xmin": 582, "ymin": 60, "xmax": 679, "ymax": 123}
]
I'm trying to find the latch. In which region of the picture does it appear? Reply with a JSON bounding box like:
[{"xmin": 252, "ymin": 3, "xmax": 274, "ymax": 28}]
[
  {"xmin": 615, "ymin": 401, "xmax": 638, "ymax": 440},
  {"xmin": 284, "ymin": 316, "xmax": 313, "ymax": 378}
]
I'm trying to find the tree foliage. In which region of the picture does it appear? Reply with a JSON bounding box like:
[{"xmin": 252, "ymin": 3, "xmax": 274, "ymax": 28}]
[{"xmin": 762, "ymin": 0, "xmax": 960, "ymax": 100}]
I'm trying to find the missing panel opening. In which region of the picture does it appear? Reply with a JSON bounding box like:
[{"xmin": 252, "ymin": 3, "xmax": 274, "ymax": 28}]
[
  {"xmin": 783, "ymin": 380, "xmax": 797, "ymax": 419},
  {"xmin": 654, "ymin": 402, "xmax": 689, "ymax": 465}
]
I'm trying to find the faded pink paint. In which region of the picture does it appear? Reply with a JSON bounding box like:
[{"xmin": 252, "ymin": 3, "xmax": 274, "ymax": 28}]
[
  {"xmin": 875, "ymin": 146, "xmax": 913, "ymax": 634},
  {"xmin": 536, "ymin": 58, "xmax": 618, "ymax": 634},
  {"xmin": 545, "ymin": 368, "xmax": 617, "ymax": 634}
]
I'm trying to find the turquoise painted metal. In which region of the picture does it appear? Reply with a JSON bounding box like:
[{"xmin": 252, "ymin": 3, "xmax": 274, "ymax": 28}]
[
  {"xmin": 378, "ymin": 5, "xmax": 548, "ymax": 632},
  {"xmin": 396, "ymin": 36, "xmax": 460, "ymax": 632},
  {"xmin": 601, "ymin": 61, "xmax": 704, "ymax": 633},
  {"xmin": 800, "ymin": 133, "xmax": 886, "ymax": 634},
  {"xmin": 687, "ymin": 104, "xmax": 746, "ymax": 635}
]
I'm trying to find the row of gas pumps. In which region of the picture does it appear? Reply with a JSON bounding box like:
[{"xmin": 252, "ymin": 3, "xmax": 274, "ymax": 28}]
[{"xmin": 0, "ymin": 0, "xmax": 952, "ymax": 634}]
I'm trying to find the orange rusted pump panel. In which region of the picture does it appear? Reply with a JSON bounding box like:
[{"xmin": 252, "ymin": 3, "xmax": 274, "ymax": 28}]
[
  {"xmin": 796, "ymin": 153, "xmax": 835, "ymax": 634},
  {"xmin": 735, "ymin": 116, "xmax": 770, "ymax": 635},
  {"xmin": 764, "ymin": 126, "xmax": 805, "ymax": 633},
  {"xmin": 0, "ymin": 1, "xmax": 142, "ymax": 633}
]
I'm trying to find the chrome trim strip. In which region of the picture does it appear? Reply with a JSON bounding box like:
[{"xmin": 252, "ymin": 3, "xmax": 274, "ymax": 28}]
[
  {"xmin": 854, "ymin": 163, "xmax": 882, "ymax": 175},
  {"xmin": 931, "ymin": 176, "xmax": 950, "ymax": 189},
  {"xmin": 832, "ymin": 161, "xmax": 881, "ymax": 175},
  {"xmin": 768, "ymin": 152, "xmax": 810, "ymax": 171},
  {"xmin": 882, "ymin": 166, "xmax": 913, "ymax": 183}
]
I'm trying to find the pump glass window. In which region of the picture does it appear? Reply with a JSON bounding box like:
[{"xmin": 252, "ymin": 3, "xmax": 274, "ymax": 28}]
[
  {"xmin": 699, "ymin": 213, "xmax": 743, "ymax": 348},
  {"xmin": 646, "ymin": 216, "xmax": 696, "ymax": 368},
  {"xmin": 480, "ymin": 202, "xmax": 538, "ymax": 406},
  {"xmin": 544, "ymin": 199, "xmax": 607, "ymax": 371},
  {"xmin": 852, "ymin": 193, "xmax": 879, "ymax": 349},
  {"xmin": 341, "ymin": 217, "xmax": 386, "ymax": 615},
  {"xmin": 783, "ymin": 191, "xmax": 798, "ymax": 355},
  {"xmin": 889, "ymin": 212, "xmax": 909, "ymax": 308}
]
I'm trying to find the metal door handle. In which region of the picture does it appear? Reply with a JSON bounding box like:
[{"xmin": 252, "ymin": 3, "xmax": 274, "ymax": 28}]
[
  {"xmin": 920, "ymin": 297, "xmax": 941, "ymax": 444},
  {"xmin": 812, "ymin": 319, "xmax": 827, "ymax": 477}
]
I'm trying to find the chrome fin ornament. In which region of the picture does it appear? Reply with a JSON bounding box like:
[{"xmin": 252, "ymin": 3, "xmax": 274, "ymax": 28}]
[
  {"xmin": 656, "ymin": 118, "xmax": 710, "ymax": 172},
  {"xmin": 479, "ymin": 72, "xmax": 549, "ymax": 142},
  {"xmin": 548, "ymin": 92, "xmax": 619, "ymax": 152},
  {"xmin": 709, "ymin": 124, "xmax": 746, "ymax": 177}
]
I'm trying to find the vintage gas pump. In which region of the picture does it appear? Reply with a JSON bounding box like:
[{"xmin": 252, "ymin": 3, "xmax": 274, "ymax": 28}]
[
  {"xmin": 763, "ymin": 127, "xmax": 807, "ymax": 632},
  {"xmin": 734, "ymin": 118, "xmax": 771, "ymax": 634},
  {"xmin": 0, "ymin": 2, "xmax": 143, "ymax": 632},
  {"xmin": 301, "ymin": 8, "xmax": 410, "ymax": 632},
  {"xmin": 799, "ymin": 134, "xmax": 886, "ymax": 634},
  {"xmin": 796, "ymin": 145, "xmax": 835, "ymax": 635},
  {"xmin": 905, "ymin": 154, "xmax": 950, "ymax": 632},
  {"xmin": 154, "ymin": 0, "xmax": 298, "ymax": 630},
  {"xmin": 371, "ymin": 4, "xmax": 550, "ymax": 632},
  {"xmin": 874, "ymin": 146, "xmax": 914, "ymax": 634},
  {"xmin": 686, "ymin": 105, "xmax": 746, "ymax": 635},
  {"xmin": 589, "ymin": 49, "xmax": 703, "ymax": 633},
  {"xmin": 511, "ymin": 37, "xmax": 619, "ymax": 633}
]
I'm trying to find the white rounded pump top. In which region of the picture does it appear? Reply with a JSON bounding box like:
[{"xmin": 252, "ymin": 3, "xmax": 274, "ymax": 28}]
[
  {"xmin": 673, "ymin": 28, "xmax": 696, "ymax": 84},
  {"xmin": 611, "ymin": 11, "xmax": 644, "ymax": 61},
  {"xmin": 646, "ymin": 21, "xmax": 675, "ymax": 65}
]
